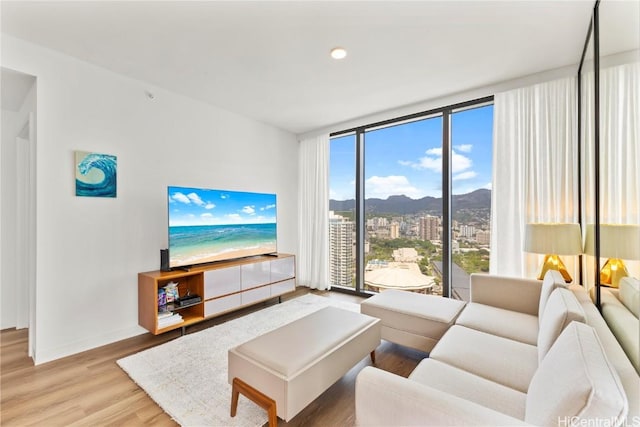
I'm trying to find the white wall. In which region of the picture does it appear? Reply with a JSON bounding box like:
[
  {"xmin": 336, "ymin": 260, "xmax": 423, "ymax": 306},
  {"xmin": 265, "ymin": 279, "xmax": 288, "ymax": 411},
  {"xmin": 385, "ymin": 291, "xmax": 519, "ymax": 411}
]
[{"xmin": 1, "ymin": 35, "xmax": 298, "ymax": 364}]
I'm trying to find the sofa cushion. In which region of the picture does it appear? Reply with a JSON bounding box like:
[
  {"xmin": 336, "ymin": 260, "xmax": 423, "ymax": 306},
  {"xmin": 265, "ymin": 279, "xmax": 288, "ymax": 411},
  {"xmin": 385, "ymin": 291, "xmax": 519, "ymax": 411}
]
[
  {"xmin": 537, "ymin": 287, "xmax": 586, "ymax": 363},
  {"xmin": 619, "ymin": 277, "xmax": 639, "ymax": 318},
  {"xmin": 525, "ymin": 322, "xmax": 628, "ymax": 426},
  {"xmin": 455, "ymin": 302, "xmax": 538, "ymax": 345},
  {"xmin": 409, "ymin": 358, "xmax": 527, "ymax": 420},
  {"xmin": 429, "ymin": 325, "xmax": 538, "ymax": 393},
  {"xmin": 538, "ymin": 269, "xmax": 568, "ymax": 322}
]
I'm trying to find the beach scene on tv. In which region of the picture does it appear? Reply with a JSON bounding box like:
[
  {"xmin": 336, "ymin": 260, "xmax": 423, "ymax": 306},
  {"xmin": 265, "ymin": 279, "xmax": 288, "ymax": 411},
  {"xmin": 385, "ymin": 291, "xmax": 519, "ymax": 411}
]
[{"xmin": 168, "ymin": 186, "xmax": 277, "ymax": 268}]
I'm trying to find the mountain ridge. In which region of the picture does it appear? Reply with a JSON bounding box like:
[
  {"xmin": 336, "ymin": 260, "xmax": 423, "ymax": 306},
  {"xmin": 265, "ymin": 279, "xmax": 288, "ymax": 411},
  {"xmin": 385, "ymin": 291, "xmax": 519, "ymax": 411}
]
[{"xmin": 330, "ymin": 188, "xmax": 490, "ymax": 215}]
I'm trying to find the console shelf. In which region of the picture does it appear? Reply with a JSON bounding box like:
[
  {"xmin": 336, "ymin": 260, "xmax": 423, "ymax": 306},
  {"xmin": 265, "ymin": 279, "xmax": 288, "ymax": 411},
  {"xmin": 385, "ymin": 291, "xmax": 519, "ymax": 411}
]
[{"xmin": 138, "ymin": 253, "xmax": 296, "ymax": 335}]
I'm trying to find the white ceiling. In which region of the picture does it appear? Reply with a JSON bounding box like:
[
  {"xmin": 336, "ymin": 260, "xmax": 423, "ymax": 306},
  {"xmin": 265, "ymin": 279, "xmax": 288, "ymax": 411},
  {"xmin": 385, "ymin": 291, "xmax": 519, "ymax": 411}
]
[{"xmin": 1, "ymin": 1, "xmax": 632, "ymax": 135}]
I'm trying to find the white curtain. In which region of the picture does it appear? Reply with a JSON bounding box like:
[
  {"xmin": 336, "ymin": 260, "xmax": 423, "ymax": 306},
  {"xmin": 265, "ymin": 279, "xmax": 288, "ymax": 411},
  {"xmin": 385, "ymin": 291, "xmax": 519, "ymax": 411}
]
[
  {"xmin": 582, "ymin": 61, "xmax": 640, "ymax": 286},
  {"xmin": 297, "ymin": 134, "xmax": 330, "ymax": 290},
  {"xmin": 491, "ymin": 76, "xmax": 579, "ymax": 279}
]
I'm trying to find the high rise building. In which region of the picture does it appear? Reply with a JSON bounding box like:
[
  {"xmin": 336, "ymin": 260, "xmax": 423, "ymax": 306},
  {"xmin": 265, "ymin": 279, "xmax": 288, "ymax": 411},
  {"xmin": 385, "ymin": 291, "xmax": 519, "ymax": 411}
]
[
  {"xmin": 390, "ymin": 222, "xmax": 400, "ymax": 239},
  {"xmin": 419, "ymin": 215, "xmax": 440, "ymax": 241},
  {"xmin": 460, "ymin": 224, "xmax": 476, "ymax": 239},
  {"xmin": 476, "ymin": 229, "xmax": 491, "ymax": 245},
  {"xmin": 329, "ymin": 212, "xmax": 355, "ymax": 287}
]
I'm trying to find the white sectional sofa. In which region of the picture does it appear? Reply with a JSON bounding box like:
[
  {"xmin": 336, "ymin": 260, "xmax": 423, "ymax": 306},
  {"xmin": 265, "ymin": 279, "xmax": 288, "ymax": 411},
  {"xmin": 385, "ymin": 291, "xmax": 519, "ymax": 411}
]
[{"xmin": 356, "ymin": 271, "xmax": 639, "ymax": 426}]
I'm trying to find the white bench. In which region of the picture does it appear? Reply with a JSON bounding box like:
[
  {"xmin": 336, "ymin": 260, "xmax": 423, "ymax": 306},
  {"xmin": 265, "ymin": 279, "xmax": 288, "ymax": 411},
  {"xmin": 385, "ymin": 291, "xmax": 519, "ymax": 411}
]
[{"xmin": 228, "ymin": 306, "xmax": 381, "ymax": 425}]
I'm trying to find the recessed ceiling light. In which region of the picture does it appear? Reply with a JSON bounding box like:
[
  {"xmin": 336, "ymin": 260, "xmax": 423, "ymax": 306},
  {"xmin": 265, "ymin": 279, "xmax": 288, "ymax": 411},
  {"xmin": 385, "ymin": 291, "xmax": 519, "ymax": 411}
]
[{"xmin": 330, "ymin": 47, "xmax": 347, "ymax": 60}]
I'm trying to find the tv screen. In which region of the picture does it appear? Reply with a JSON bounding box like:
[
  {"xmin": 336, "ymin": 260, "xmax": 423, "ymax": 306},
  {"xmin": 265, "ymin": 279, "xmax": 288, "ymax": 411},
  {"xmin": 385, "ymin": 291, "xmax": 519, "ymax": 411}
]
[{"xmin": 167, "ymin": 186, "xmax": 277, "ymax": 269}]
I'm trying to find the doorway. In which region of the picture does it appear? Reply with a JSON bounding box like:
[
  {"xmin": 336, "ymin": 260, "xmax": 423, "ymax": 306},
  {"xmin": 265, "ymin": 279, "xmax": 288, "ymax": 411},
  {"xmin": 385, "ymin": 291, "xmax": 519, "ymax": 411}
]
[{"xmin": 1, "ymin": 67, "xmax": 37, "ymax": 359}]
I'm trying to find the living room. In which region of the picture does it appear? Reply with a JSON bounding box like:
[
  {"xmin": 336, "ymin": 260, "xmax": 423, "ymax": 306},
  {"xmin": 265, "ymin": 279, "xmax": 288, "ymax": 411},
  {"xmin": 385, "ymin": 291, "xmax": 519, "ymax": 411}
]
[{"xmin": 1, "ymin": 1, "xmax": 639, "ymax": 426}]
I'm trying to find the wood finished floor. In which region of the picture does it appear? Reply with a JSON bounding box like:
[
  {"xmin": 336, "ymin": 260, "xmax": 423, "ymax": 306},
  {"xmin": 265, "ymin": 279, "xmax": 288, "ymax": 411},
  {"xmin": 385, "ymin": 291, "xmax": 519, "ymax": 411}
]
[{"xmin": 1, "ymin": 289, "xmax": 424, "ymax": 426}]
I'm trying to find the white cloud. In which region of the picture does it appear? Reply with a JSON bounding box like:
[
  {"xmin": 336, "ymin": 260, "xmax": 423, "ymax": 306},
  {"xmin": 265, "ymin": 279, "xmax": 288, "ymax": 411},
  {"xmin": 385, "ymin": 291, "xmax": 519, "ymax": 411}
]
[
  {"xmin": 455, "ymin": 144, "xmax": 473, "ymax": 153},
  {"xmin": 401, "ymin": 147, "xmax": 472, "ymax": 174},
  {"xmin": 171, "ymin": 192, "xmax": 191, "ymax": 204},
  {"xmin": 226, "ymin": 213, "xmax": 242, "ymax": 221},
  {"xmin": 201, "ymin": 213, "xmax": 213, "ymax": 219},
  {"xmin": 452, "ymin": 171, "xmax": 477, "ymax": 181},
  {"xmin": 242, "ymin": 205, "xmax": 255, "ymax": 215},
  {"xmin": 365, "ymin": 175, "xmax": 424, "ymax": 199},
  {"xmin": 484, "ymin": 182, "xmax": 492, "ymax": 190},
  {"xmin": 205, "ymin": 203, "xmax": 216, "ymax": 209},
  {"xmin": 263, "ymin": 204, "xmax": 276, "ymax": 211},
  {"xmin": 452, "ymin": 150, "xmax": 473, "ymax": 173},
  {"xmin": 187, "ymin": 192, "xmax": 205, "ymax": 206}
]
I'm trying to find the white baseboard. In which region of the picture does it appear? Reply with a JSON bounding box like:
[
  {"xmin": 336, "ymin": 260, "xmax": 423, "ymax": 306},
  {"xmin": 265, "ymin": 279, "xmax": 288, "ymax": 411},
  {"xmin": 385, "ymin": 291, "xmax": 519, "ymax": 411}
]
[{"xmin": 34, "ymin": 325, "xmax": 147, "ymax": 365}]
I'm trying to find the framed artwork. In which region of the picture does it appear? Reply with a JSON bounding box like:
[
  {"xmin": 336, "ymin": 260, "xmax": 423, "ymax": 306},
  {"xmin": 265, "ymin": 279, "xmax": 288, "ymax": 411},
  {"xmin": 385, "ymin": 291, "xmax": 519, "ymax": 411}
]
[{"xmin": 75, "ymin": 151, "xmax": 117, "ymax": 198}]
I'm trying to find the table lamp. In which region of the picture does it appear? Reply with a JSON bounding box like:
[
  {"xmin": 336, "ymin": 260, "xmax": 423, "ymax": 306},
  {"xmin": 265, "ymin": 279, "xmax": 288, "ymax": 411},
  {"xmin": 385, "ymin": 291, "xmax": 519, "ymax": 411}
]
[
  {"xmin": 524, "ymin": 223, "xmax": 582, "ymax": 283},
  {"xmin": 584, "ymin": 224, "xmax": 640, "ymax": 288}
]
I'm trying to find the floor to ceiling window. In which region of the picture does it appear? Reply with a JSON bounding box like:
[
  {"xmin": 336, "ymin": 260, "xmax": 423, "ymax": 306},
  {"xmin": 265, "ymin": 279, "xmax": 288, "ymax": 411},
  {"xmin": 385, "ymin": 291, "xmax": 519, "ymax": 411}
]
[
  {"xmin": 449, "ymin": 103, "xmax": 494, "ymax": 299},
  {"xmin": 363, "ymin": 116, "xmax": 443, "ymax": 294},
  {"xmin": 329, "ymin": 133, "xmax": 357, "ymax": 289},
  {"xmin": 329, "ymin": 98, "xmax": 493, "ymax": 298}
]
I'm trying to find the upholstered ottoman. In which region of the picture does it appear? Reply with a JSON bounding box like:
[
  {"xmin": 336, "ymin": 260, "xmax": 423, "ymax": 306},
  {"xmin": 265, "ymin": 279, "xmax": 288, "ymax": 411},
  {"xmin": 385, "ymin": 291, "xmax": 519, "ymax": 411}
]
[
  {"xmin": 361, "ymin": 290, "xmax": 466, "ymax": 352},
  {"xmin": 228, "ymin": 306, "xmax": 381, "ymax": 425}
]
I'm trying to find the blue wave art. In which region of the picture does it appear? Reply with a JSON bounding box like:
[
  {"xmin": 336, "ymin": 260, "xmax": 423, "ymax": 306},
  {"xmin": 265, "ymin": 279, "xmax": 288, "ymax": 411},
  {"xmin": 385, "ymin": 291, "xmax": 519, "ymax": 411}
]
[{"xmin": 75, "ymin": 151, "xmax": 117, "ymax": 198}]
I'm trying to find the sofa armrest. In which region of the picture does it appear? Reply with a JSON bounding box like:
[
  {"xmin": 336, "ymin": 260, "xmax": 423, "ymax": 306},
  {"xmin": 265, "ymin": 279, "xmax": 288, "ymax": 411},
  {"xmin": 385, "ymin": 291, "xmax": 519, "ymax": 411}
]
[
  {"xmin": 355, "ymin": 366, "xmax": 530, "ymax": 426},
  {"xmin": 469, "ymin": 274, "xmax": 542, "ymax": 316}
]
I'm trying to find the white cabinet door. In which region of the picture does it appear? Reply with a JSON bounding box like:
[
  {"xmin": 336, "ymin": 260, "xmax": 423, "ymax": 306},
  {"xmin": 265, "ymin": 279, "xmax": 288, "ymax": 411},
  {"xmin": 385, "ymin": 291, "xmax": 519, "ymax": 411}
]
[
  {"xmin": 204, "ymin": 266, "xmax": 241, "ymax": 298},
  {"xmin": 204, "ymin": 294, "xmax": 242, "ymax": 317},
  {"xmin": 241, "ymin": 261, "xmax": 271, "ymax": 290},
  {"xmin": 241, "ymin": 286, "xmax": 271, "ymax": 305},
  {"xmin": 270, "ymin": 257, "xmax": 295, "ymax": 282},
  {"xmin": 271, "ymin": 279, "xmax": 295, "ymax": 297}
]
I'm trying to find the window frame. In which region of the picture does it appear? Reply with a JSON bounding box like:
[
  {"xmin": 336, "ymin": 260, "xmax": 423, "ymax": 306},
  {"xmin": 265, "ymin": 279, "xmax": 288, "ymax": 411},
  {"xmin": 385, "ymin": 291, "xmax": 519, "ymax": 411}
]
[{"xmin": 330, "ymin": 95, "xmax": 494, "ymax": 298}]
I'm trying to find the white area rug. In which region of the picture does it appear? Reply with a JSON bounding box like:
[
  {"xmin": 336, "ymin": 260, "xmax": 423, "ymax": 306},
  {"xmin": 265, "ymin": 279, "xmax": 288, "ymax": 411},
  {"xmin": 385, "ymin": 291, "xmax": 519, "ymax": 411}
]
[{"xmin": 117, "ymin": 293, "xmax": 359, "ymax": 427}]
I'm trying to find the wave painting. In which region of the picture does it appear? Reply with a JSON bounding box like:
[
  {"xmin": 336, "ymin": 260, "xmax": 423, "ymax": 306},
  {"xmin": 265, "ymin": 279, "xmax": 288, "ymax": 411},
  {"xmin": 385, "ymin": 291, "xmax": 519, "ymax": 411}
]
[{"xmin": 75, "ymin": 151, "xmax": 117, "ymax": 198}]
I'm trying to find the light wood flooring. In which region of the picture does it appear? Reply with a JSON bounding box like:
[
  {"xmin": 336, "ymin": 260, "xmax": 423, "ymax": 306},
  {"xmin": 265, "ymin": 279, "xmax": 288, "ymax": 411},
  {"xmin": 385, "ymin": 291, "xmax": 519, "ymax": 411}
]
[{"xmin": 1, "ymin": 289, "xmax": 425, "ymax": 426}]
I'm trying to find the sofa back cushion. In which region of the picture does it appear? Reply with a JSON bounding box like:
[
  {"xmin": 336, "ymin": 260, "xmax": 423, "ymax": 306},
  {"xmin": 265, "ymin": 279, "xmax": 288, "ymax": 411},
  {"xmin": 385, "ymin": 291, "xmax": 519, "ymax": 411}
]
[
  {"xmin": 619, "ymin": 277, "xmax": 640, "ymax": 318},
  {"xmin": 537, "ymin": 288, "xmax": 586, "ymax": 362},
  {"xmin": 538, "ymin": 270, "xmax": 567, "ymax": 321},
  {"xmin": 526, "ymin": 322, "xmax": 628, "ymax": 426}
]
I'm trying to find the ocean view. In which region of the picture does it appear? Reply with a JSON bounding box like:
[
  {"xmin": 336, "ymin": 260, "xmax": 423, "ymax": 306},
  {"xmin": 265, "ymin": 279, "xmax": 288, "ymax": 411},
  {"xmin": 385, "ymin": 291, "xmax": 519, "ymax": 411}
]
[{"xmin": 169, "ymin": 223, "xmax": 277, "ymax": 266}]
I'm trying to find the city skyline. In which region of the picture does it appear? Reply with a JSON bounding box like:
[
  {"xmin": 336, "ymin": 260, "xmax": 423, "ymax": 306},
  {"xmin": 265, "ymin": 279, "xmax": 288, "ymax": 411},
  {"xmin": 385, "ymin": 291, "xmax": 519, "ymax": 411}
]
[{"xmin": 330, "ymin": 104, "xmax": 494, "ymax": 201}]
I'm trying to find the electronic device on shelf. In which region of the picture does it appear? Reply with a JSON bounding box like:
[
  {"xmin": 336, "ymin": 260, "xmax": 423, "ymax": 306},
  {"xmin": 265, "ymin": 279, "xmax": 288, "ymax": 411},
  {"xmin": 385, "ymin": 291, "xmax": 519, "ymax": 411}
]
[{"xmin": 176, "ymin": 294, "xmax": 202, "ymax": 307}]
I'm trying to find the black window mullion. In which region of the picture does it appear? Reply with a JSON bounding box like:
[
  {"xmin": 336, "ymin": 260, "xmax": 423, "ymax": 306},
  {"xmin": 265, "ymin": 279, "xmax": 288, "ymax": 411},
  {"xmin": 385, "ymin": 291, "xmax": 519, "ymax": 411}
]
[
  {"xmin": 355, "ymin": 129, "xmax": 365, "ymax": 293},
  {"xmin": 442, "ymin": 111, "xmax": 452, "ymax": 298}
]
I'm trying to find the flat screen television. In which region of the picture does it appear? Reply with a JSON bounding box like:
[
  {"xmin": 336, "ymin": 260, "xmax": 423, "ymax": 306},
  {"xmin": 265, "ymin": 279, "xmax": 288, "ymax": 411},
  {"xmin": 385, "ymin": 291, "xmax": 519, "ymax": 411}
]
[{"xmin": 167, "ymin": 186, "xmax": 277, "ymax": 269}]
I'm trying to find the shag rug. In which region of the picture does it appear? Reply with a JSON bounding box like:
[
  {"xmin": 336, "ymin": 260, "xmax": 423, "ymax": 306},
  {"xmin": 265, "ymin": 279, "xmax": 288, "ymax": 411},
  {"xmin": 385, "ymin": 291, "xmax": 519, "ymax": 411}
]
[{"xmin": 117, "ymin": 293, "xmax": 359, "ymax": 426}]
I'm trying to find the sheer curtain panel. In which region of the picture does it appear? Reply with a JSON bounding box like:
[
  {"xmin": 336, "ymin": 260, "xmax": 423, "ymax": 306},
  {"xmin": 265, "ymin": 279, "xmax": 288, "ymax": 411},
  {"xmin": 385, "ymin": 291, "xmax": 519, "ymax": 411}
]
[
  {"xmin": 491, "ymin": 77, "xmax": 578, "ymax": 279},
  {"xmin": 582, "ymin": 62, "xmax": 640, "ymax": 285},
  {"xmin": 297, "ymin": 134, "xmax": 330, "ymax": 290}
]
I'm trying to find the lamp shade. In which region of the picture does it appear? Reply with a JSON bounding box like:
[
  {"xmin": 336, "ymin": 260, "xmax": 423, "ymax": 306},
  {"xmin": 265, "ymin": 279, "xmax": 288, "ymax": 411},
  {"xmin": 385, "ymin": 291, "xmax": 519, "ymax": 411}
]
[
  {"xmin": 524, "ymin": 223, "xmax": 582, "ymax": 255},
  {"xmin": 584, "ymin": 224, "xmax": 640, "ymax": 260}
]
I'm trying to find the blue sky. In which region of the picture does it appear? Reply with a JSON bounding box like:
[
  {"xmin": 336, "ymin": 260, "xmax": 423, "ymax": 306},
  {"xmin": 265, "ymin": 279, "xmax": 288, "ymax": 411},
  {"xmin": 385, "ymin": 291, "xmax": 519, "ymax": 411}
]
[
  {"xmin": 168, "ymin": 187, "xmax": 277, "ymax": 226},
  {"xmin": 330, "ymin": 104, "xmax": 493, "ymax": 200}
]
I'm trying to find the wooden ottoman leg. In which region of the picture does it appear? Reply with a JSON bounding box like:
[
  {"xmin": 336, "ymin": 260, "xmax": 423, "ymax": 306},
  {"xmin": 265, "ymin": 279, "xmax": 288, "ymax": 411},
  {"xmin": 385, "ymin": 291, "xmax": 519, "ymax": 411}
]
[
  {"xmin": 370, "ymin": 350, "xmax": 376, "ymax": 364},
  {"xmin": 231, "ymin": 377, "xmax": 278, "ymax": 426}
]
